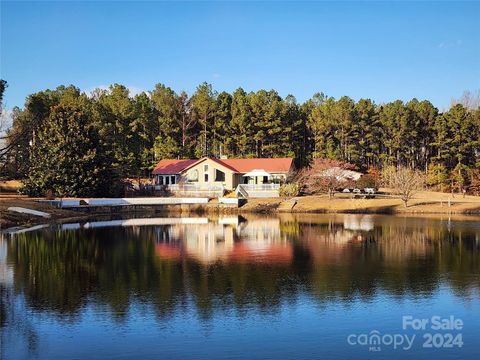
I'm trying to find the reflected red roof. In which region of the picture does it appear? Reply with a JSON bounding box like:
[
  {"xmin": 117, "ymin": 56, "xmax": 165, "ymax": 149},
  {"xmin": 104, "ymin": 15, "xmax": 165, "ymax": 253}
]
[
  {"xmin": 152, "ymin": 157, "xmax": 293, "ymax": 175},
  {"xmin": 154, "ymin": 241, "xmax": 293, "ymax": 265},
  {"xmin": 229, "ymin": 243, "xmax": 293, "ymax": 264},
  {"xmin": 155, "ymin": 243, "xmax": 182, "ymax": 260}
]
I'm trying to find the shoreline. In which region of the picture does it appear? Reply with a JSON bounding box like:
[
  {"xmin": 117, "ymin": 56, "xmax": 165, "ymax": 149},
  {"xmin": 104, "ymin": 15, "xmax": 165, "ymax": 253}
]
[{"xmin": 2, "ymin": 192, "xmax": 480, "ymax": 231}]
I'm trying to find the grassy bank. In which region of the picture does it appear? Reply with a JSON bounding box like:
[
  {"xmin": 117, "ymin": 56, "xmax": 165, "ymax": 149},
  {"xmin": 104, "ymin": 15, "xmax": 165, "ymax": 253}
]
[
  {"xmin": 234, "ymin": 190, "xmax": 480, "ymax": 214},
  {"xmin": 278, "ymin": 190, "xmax": 480, "ymax": 214}
]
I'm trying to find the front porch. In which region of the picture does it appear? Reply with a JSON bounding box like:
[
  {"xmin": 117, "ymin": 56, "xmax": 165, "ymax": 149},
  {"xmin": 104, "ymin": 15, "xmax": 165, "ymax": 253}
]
[{"xmin": 237, "ymin": 169, "xmax": 283, "ymax": 198}]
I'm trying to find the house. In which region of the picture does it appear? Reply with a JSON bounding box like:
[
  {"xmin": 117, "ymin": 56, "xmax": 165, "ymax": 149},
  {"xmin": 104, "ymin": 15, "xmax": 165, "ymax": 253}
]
[{"xmin": 152, "ymin": 157, "xmax": 294, "ymax": 197}]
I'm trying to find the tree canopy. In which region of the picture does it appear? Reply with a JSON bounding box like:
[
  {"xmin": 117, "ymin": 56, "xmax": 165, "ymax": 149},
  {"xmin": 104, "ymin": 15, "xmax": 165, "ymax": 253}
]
[
  {"xmin": 1, "ymin": 82, "xmax": 479, "ymax": 196},
  {"xmin": 21, "ymin": 99, "xmax": 119, "ymax": 197}
]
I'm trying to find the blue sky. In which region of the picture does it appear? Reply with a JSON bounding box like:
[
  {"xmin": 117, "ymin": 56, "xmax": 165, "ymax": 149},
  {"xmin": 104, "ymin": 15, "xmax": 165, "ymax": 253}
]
[{"xmin": 1, "ymin": 1, "xmax": 479, "ymax": 111}]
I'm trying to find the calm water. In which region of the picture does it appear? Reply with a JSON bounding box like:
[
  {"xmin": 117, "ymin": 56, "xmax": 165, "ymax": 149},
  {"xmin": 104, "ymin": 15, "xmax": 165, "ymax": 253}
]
[{"xmin": 1, "ymin": 214, "xmax": 480, "ymax": 359}]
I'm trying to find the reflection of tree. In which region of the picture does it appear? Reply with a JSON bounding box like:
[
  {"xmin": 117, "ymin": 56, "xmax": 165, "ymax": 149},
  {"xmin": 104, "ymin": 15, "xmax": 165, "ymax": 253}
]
[
  {"xmin": 1, "ymin": 284, "xmax": 39, "ymax": 358},
  {"xmin": 3, "ymin": 215, "xmax": 480, "ymax": 323},
  {"xmin": 289, "ymin": 216, "xmax": 480, "ymax": 300},
  {"xmin": 1, "ymin": 237, "xmax": 38, "ymax": 357}
]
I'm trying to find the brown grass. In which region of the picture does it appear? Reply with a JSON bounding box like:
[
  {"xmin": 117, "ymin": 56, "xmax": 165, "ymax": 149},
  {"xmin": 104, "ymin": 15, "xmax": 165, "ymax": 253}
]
[
  {"xmin": 0, "ymin": 180, "xmax": 22, "ymax": 193},
  {"xmin": 285, "ymin": 189, "xmax": 480, "ymax": 214}
]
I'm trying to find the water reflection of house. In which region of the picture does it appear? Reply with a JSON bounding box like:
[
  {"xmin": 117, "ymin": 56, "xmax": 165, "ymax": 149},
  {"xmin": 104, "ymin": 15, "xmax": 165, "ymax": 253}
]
[
  {"xmin": 343, "ymin": 215, "xmax": 374, "ymax": 232},
  {"xmin": 154, "ymin": 243, "xmax": 182, "ymax": 260},
  {"xmin": 154, "ymin": 217, "xmax": 292, "ymax": 265},
  {"xmin": 237, "ymin": 218, "xmax": 284, "ymax": 242},
  {"xmin": 228, "ymin": 242, "xmax": 292, "ymax": 264}
]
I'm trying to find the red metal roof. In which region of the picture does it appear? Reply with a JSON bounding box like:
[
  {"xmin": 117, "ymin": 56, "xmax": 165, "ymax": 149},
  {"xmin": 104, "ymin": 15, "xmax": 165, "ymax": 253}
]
[
  {"xmin": 152, "ymin": 159, "xmax": 197, "ymax": 174},
  {"xmin": 217, "ymin": 157, "xmax": 293, "ymax": 173},
  {"xmin": 152, "ymin": 157, "xmax": 293, "ymax": 174}
]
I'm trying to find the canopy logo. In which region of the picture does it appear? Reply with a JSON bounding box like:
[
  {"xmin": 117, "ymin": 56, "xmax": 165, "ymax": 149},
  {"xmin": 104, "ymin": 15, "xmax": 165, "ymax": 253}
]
[
  {"xmin": 347, "ymin": 315, "xmax": 464, "ymax": 352},
  {"xmin": 347, "ymin": 331, "xmax": 415, "ymax": 352}
]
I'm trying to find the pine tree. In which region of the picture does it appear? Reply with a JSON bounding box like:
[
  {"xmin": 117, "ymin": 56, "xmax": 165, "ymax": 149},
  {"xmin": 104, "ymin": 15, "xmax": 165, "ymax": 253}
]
[
  {"xmin": 214, "ymin": 91, "xmax": 232, "ymax": 157},
  {"xmin": 97, "ymin": 84, "xmax": 136, "ymax": 177},
  {"xmin": 228, "ymin": 88, "xmax": 253, "ymax": 156},
  {"xmin": 132, "ymin": 92, "xmax": 157, "ymax": 174},
  {"xmin": 22, "ymin": 101, "xmax": 119, "ymax": 197},
  {"xmin": 191, "ymin": 82, "xmax": 216, "ymax": 157},
  {"xmin": 151, "ymin": 83, "xmax": 182, "ymax": 161},
  {"xmin": 353, "ymin": 98, "xmax": 380, "ymax": 170}
]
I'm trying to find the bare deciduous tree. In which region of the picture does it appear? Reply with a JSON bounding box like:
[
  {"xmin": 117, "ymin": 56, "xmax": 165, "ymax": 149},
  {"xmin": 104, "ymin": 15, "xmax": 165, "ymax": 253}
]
[
  {"xmin": 450, "ymin": 89, "xmax": 480, "ymax": 110},
  {"xmin": 0, "ymin": 110, "xmax": 10, "ymax": 134},
  {"xmin": 382, "ymin": 166, "xmax": 425, "ymax": 207},
  {"xmin": 0, "ymin": 79, "xmax": 8, "ymax": 133}
]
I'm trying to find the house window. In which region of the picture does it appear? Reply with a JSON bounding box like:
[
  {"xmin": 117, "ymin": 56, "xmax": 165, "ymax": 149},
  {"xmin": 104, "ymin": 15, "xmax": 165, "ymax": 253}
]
[
  {"xmin": 187, "ymin": 169, "xmax": 199, "ymax": 182},
  {"xmin": 263, "ymin": 176, "xmax": 269, "ymax": 184},
  {"xmin": 204, "ymin": 164, "xmax": 208, "ymax": 172},
  {"xmin": 215, "ymin": 169, "xmax": 225, "ymax": 182},
  {"xmin": 165, "ymin": 176, "xmax": 170, "ymax": 185},
  {"xmin": 158, "ymin": 176, "xmax": 164, "ymax": 185},
  {"xmin": 204, "ymin": 173, "xmax": 209, "ymax": 182},
  {"xmin": 171, "ymin": 176, "xmax": 176, "ymax": 184}
]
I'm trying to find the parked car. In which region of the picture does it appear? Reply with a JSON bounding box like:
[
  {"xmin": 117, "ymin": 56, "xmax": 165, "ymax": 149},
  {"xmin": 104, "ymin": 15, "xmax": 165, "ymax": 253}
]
[{"xmin": 364, "ymin": 188, "xmax": 375, "ymax": 194}]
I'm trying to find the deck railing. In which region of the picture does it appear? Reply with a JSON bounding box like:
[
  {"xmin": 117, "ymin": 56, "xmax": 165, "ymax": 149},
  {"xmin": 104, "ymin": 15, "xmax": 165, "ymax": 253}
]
[
  {"xmin": 154, "ymin": 183, "xmax": 225, "ymax": 192},
  {"xmin": 238, "ymin": 184, "xmax": 280, "ymax": 191}
]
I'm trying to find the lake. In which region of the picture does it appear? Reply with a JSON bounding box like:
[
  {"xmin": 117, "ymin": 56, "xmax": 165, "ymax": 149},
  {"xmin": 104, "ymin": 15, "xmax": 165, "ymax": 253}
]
[{"xmin": 1, "ymin": 214, "xmax": 480, "ymax": 359}]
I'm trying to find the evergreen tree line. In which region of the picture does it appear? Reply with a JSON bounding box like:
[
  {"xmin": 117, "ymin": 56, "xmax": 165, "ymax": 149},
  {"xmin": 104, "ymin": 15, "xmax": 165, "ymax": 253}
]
[{"xmin": 2, "ymin": 82, "xmax": 480, "ymax": 196}]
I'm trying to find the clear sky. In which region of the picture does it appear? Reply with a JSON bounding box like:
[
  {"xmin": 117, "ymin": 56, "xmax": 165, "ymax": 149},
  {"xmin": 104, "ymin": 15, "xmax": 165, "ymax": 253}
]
[{"xmin": 1, "ymin": 1, "xmax": 479, "ymax": 110}]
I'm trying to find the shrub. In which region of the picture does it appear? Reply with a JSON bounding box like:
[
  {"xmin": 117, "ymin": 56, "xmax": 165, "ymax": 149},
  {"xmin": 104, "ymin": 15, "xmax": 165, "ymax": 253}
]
[
  {"xmin": 223, "ymin": 190, "xmax": 237, "ymax": 198},
  {"xmin": 356, "ymin": 174, "xmax": 377, "ymax": 190},
  {"xmin": 279, "ymin": 183, "xmax": 300, "ymax": 197}
]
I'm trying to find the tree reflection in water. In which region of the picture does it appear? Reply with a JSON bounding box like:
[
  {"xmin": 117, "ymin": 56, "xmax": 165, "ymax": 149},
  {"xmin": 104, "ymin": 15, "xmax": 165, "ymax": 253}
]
[
  {"xmin": 0, "ymin": 214, "xmax": 480, "ymax": 357},
  {"xmin": 1, "ymin": 237, "xmax": 38, "ymax": 357},
  {"xmin": 2, "ymin": 214, "xmax": 480, "ymax": 323}
]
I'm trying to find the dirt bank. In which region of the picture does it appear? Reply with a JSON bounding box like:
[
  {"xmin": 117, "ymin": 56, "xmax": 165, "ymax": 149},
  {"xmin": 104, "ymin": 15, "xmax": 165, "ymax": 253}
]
[{"xmin": 0, "ymin": 195, "xmax": 94, "ymax": 229}]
